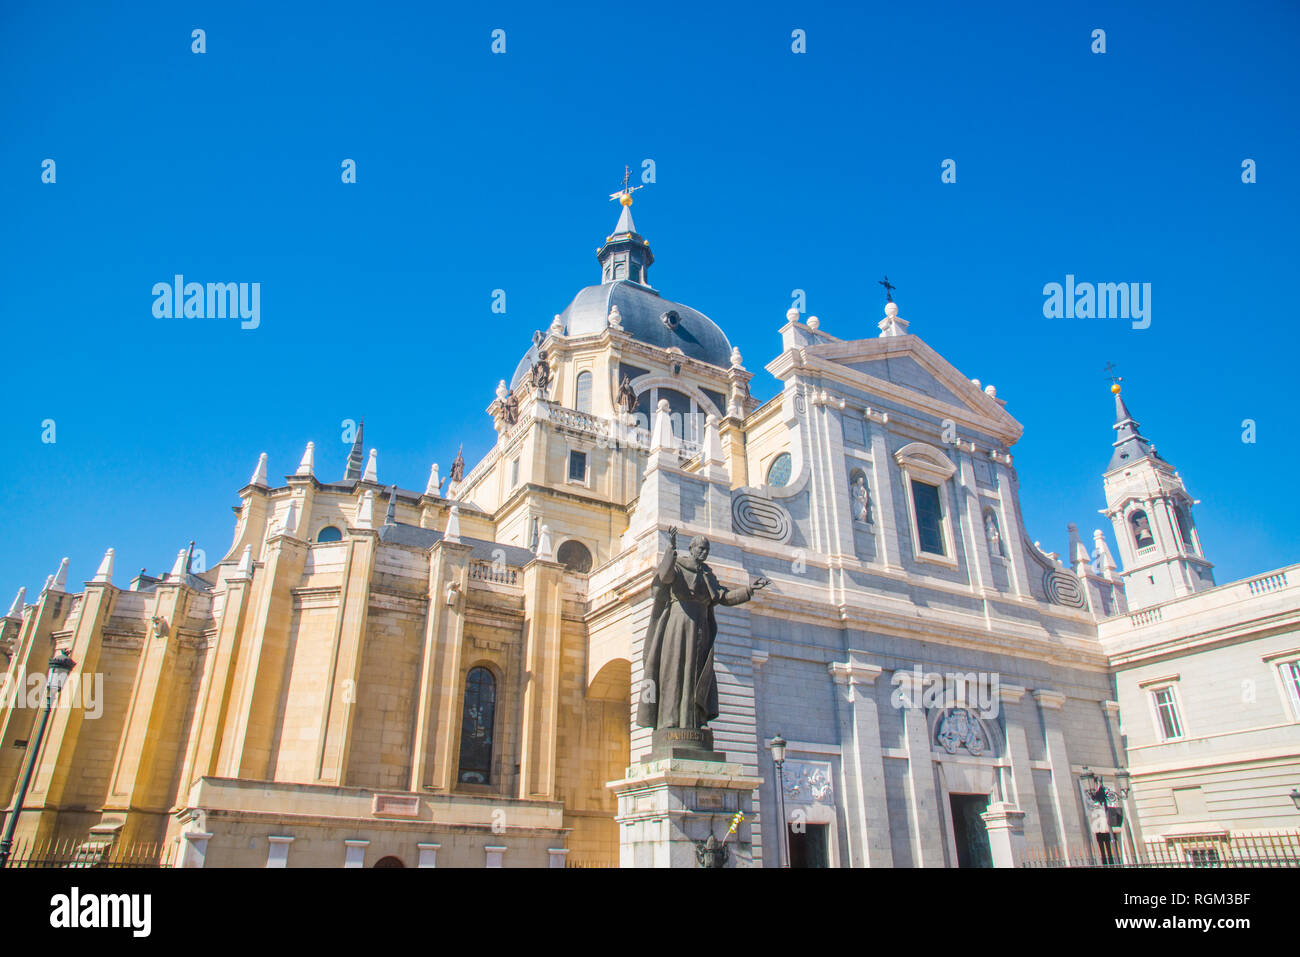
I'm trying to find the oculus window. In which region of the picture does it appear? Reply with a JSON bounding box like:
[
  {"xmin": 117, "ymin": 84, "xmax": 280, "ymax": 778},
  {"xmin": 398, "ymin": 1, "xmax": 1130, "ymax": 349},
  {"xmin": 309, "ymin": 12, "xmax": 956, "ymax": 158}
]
[{"xmin": 767, "ymin": 452, "xmax": 792, "ymax": 488}]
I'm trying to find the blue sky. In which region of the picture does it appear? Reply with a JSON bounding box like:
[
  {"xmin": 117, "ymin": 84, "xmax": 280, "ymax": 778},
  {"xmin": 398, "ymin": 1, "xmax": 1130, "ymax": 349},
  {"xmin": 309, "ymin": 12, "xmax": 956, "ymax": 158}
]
[{"xmin": 1, "ymin": 0, "xmax": 1297, "ymax": 593}]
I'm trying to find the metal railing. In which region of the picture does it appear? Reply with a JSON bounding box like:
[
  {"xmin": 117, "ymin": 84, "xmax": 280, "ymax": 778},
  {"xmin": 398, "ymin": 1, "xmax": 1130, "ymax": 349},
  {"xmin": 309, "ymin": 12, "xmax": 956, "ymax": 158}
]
[
  {"xmin": 2, "ymin": 836, "xmax": 177, "ymax": 869},
  {"xmin": 1021, "ymin": 830, "xmax": 1300, "ymax": 868}
]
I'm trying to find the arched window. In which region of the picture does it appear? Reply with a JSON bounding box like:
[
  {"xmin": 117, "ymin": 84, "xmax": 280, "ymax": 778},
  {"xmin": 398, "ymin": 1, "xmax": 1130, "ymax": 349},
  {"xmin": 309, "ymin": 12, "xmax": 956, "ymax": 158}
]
[
  {"xmin": 574, "ymin": 371, "xmax": 592, "ymax": 414},
  {"xmin": 556, "ymin": 540, "xmax": 593, "ymax": 573},
  {"xmin": 767, "ymin": 453, "xmax": 792, "ymax": 488},
  {"xmin": 316, "ymin": 525, "xmax": 343, "ymax": 543},
  {"xmin": 373, "ymin": 856, "xmax": 405, "ymax": 868},
  {"xmin": 1129, "ymin": 510, "xmax": 1155, "ymax": 549},
  {"xmin": 458, "ymin": 667, "xmax": 497, "ymax": 785}
]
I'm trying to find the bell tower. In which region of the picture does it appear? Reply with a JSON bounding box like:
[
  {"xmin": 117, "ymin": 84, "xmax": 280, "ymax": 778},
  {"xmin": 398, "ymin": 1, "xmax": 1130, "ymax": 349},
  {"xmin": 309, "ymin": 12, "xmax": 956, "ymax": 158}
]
[{"xmin": 1101, "ymin": 381, "xmax": 1214, "ymax": 610}]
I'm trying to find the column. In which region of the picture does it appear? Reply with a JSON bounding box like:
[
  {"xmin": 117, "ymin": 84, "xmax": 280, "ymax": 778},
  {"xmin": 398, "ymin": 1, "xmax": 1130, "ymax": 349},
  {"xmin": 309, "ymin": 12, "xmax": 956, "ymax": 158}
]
[
  {"xmin": 410, "ymin": 539, "xmax": 471, "ymax": 792},
  {"xmin": 1033, "ymin": 689, "xmax": 1083, "ymax": 853},
  {"xmin": 266, "ymin": 835, "xmax": 294, "ymax": 868},
  {"xmin": 416, "ymin": 843, "xmax": 440, "ymax": 868},
  {"xmin": 901, "ymin": 703, "xmax": 945, "ymax": 866},
  {"xmin": 518, "ymin": 558, "xmax": 564, "ymax": 799},
  {"xmin": 484, "ymin": 845, "xmax": 506, "ymax": 868},
  {"xmin": 998, "ymin": 684, "xmax": 1044, "ymax": 850},
  {"xmin": 828, "ymin": 660, "xmax": 893, "ymax": 867},
  {"xmin": 178, "ymin": 830, "xmax": 213, "ymax": 869},
  {"xmin": 343, "ymin": 839, "xmax": 369, "ymax": 868},
  {"xmin": 548, "ymin": 848, "xmax": 569, "ymax": 868}
]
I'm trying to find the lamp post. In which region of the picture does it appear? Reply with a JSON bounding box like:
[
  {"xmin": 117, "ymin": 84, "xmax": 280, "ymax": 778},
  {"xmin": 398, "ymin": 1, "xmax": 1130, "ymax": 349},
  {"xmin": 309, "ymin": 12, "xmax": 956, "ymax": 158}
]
[
  {"xmin": 770, "ymin": 733, "xmax": 788, "ymax": 868},
  {"xmin": 1080, "ymin": 767, "xmax": 1130, "ymax": 864},
  {"xmin": 0, "ymin": 650, "xmax": 76, "ymax": 867}
]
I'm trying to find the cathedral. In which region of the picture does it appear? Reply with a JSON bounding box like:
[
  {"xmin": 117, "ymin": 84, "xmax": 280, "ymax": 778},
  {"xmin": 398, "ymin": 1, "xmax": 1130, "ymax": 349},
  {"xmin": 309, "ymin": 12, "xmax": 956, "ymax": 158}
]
[{"xmin": 1, "ymin": 194, "xmax": 1297, "ymax": 867}]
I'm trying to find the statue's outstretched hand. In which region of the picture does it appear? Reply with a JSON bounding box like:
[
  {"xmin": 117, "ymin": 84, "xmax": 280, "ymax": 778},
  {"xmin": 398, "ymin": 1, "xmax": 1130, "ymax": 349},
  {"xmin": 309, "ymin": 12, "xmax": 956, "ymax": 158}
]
[
  {"xmin": 668, "ymin": 526, "xmax": 678, "ymax": 551},
  {"xmin": 752, "ymin": 576, "xmax": 771, "ymax": 591}
]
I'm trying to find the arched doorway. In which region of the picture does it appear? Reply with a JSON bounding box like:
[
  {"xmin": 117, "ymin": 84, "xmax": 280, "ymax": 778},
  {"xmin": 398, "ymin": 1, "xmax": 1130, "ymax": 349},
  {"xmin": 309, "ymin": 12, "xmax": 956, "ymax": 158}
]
[{"xmin": 373, "ymin": 855, "xmax": 405, "ymax": 868}]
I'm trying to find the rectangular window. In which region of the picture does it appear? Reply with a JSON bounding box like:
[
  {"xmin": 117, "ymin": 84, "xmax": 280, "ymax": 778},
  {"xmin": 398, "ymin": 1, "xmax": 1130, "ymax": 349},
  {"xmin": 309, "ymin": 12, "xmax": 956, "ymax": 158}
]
[
  {"xmin": 509, "ymin": 457, "xmax": 519, "ymax": 488},
  {"xmin": 1152, "ymin": 687, "xmax": 1183, "ymax": 739},
  {"xmin": 568, "ymin": 450, "xmax": 587, "ymax": 482},
  {"xmin": 911, "ymin": 480, "xmax": 945, "ymax": 556},
  {"xmin": 1281, "ymin": 661, "xmax": 1300, "ymax": 717}
]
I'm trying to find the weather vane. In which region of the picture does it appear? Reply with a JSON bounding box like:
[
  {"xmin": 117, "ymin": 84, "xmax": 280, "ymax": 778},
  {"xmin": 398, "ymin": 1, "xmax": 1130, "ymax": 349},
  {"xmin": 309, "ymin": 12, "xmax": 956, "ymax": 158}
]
[
  {"xmin": 1105, "ymin": 361, "xmax": 1123, "ymax": 394},
  {"xmin": 878, "ymin": 276, "xmax": 896, "ymax": 304},
  {"xmin": 609, "ymin": 164, "xmax": 643, "ymax": 206}
]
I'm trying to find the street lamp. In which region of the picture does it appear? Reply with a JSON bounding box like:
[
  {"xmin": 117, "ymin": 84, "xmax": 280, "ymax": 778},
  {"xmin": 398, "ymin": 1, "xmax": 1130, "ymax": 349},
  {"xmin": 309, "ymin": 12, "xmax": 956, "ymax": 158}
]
[
  {"xmin": 770, "ymin": 733, "xmax": 788, "ymax": 869},
  {"xmin": 0, "ymin": 650, "xmax": 76, "ymax": 867}
]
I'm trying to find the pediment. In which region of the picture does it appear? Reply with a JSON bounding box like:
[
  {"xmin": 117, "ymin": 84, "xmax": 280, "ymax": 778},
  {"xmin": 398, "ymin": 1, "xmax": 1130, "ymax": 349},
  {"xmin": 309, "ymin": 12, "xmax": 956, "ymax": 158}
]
[{"xmin": 798, "ymin": 334, "xmax": 1022, "ymax": 442}]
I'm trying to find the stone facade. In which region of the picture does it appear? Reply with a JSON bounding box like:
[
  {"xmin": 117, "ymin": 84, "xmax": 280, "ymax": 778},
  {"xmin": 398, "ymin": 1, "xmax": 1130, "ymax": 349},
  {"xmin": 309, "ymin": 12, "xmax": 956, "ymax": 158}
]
[{"xmin": 1, "ymin": 201, "xmax": 1296, "ymax": 866}]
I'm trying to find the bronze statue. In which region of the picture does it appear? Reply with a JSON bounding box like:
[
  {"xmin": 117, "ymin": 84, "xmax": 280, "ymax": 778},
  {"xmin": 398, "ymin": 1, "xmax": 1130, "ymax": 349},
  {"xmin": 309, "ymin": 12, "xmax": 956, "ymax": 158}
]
[
  {"xmin": 616, "ymin": 374, "xmax": 637, "ymax": 414},
  {"xmin": 531, "ymin": 348, "xmax": 551, "ymax": 397},
  {"xmin": 636, "ymin": 528, "xmax": 769, "ymax": 732},
  {"xmin": 449, "ymin": 445, "xmax": 465, "ymax": 484}
]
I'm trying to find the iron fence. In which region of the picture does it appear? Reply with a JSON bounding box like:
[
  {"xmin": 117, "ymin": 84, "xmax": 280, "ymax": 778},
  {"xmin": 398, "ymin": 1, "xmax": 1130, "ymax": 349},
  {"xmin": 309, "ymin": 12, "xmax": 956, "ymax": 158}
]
[
  {"xmin": 2, "ymin": 836, "xmax": 176, "ymax": 869},
  {"xmin": 1022, "ymin": 830, "xmax": 1300, "ymax": 868}
]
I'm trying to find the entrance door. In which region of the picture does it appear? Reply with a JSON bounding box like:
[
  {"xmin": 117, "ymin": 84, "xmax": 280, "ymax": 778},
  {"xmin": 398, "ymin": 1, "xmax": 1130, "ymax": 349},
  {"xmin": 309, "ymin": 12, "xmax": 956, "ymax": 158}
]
[
  {"xmin": 948, "ymin": 794, "xmax": 993, "ymax": 868},
  {"xmin": 787, "ymin": 823, "xmax": 830, "ymax": 867}
]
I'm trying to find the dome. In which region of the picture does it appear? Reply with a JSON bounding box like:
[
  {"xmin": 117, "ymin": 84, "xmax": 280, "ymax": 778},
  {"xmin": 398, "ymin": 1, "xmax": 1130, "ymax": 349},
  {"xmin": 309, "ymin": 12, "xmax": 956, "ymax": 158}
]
[{"xmin": 511, "ymin": 280, "xmax": 734, "ymax": 388}]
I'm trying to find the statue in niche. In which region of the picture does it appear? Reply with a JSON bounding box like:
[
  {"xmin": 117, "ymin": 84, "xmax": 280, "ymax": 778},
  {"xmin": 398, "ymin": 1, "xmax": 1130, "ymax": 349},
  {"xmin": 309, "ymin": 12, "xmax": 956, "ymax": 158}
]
[
  {"xmin": 849, "ymin": 472, "xmax": 872, "ymax": 524},
  {"xmin": 984, "ymin": 509, "xmax": 1003, "ymax": 556},
  {"xmin": 636, "ymin": 528, "xmax": 770, "ymax": 732},
  {"xmin": 616, "ymin": 374, "xmax": 637, "ymax": 415}
]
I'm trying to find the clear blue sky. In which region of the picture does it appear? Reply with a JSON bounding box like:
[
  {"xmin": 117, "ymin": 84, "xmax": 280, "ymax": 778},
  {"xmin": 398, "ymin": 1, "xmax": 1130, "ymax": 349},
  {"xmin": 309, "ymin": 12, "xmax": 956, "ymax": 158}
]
[{"xmin": 2, "ymin": 0, "xmax": 1297, "ymax": 594}]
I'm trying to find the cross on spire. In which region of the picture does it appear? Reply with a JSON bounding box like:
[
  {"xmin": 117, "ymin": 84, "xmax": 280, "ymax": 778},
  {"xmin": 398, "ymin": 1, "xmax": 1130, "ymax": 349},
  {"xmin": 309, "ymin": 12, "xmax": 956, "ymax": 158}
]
[
  {"xmin": 878, "ymin": 276, "xmax": 896, "ymax": 303},
  {"xmin": 609, "ymin": 165, "xmax": 643, "ymax": 205}
]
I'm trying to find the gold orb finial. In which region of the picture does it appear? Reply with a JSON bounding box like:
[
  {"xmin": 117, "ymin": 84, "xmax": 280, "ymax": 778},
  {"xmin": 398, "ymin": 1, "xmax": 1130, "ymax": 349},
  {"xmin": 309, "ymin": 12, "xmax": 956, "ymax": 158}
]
[
  {"xmin": 620, "ymin": 192, "xmax": 634, "ymax": 207},
  {"xmin": 1110, "ymin": 382, "xmax": 1121, "ymax": 395}
]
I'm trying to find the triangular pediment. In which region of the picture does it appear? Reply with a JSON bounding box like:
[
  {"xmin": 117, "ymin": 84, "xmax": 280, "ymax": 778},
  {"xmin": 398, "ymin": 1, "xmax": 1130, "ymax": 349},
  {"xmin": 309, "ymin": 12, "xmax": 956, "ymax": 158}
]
[{"xmin": 782, "ymin": 334, "xmax": 1022, "ymax": 443}]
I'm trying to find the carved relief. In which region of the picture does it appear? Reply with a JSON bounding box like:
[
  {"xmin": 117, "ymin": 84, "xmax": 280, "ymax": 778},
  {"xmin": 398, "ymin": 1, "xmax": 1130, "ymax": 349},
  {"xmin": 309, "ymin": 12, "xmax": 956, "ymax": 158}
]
[
  {"xmin": 934, "ymin": 708, "xmax": 988, "ymax": 756},
  {"xmin": 731, "ymin": 493, "xmax": 793, "ymax": 543},
  {"xmin": 784, "ymin": 760, "xmax": 834, "ymax": 805}
]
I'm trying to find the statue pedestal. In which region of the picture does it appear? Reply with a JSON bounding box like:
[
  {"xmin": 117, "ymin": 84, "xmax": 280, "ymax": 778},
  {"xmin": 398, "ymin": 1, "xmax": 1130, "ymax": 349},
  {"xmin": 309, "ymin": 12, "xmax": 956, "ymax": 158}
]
[{"xmin": 607, "ymin": 756, "xmax": 763, "ymax": 868}]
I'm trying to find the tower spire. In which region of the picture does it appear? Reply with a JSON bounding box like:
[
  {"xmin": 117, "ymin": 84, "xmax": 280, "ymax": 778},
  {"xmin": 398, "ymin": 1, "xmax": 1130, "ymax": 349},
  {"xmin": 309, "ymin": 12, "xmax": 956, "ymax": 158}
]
[
  {"xmin": 598, "ymin": 168, "xmax": 653, "ymax": 285},
  {"xmin": 344, "ymin": 420, "xmax": 365, "ymax": 481}
]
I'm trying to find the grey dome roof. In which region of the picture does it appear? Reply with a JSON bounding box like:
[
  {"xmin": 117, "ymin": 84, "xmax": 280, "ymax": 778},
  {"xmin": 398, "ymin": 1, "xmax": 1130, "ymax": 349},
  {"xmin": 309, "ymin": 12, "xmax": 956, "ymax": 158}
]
[{"xmin": 511, "ymin": 280, "xmax": 733, "ymax": 388}]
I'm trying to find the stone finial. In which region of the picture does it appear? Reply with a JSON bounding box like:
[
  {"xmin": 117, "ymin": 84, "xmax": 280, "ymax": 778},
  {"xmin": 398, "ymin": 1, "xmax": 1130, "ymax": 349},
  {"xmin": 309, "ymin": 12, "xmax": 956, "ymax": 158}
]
[
  {"xmin": 296, "ymin": 442, "xmax": 315, "ymax": 476},
  {"xmin": 786, "ymin": 307, "xmax": 800, "ymax": 322},
  {"xmin": 984, "ymin": 384, "xmax": 997, "ymax": 398},
  {"xmin": 41, "ymin": 574, "xmax": 54, "ymax": 595},
  {"xmin": 496, "ymin": 379, "xmax": 509, "ymax": 402},
  {"xmin": 235, "ymin": 544, "xmax": 253, "ymax": 576},
  {"xmin": 878, "ymin": 301, "xmax": 909, "ymax": 338},
  {"xmin": 701, "ymin": 414, "xmax": 728, "ymax": 480},
  {"xmin": 280, "ymin": 500, "xmax": 299, "ymax": 537},
  {"xmin": 1093, "ymin": 529, "xmax": 1118, "ymax": 575},
  {"xmin": 6, "ymin": 587, "xmax": 26, "ymax": 619},
  {"xmin": 730, "ymin": 346, "xmax": 743, "ymax": 368},
  {"xmin": 550, "ymin": 314, "xmax": 564, "ymax": 336},
  {"xmin": 649, "ymin": 398, "xmax": 677, "ymax": 454},
  {"xmin": 51, "ymin": 557, "xmax": 69, "ymax": 593},
  {"xmin": 608, "ymin": 304, "xmax": 623, "ymax": 329},
  {"xmin": 250, "ymin": 452, "xmax": 269, "ymax": 488},
  {"xmin": 426, "ymin": 463, "xmax": 442, "ymax": 496},
  {"xmin": 537, "ymin": 524, "xmax": 555, "ymax": 562},
  {"xmin": 356, "ymin": 490, "xmax": 376, "ymax": 530},
  {"xmin": 168, "ymin": 548, "xmax": 189, "ymax": 581},
  {"xmin": 362, "ymin": 449, "xmax": 378, "ymax": 484},
  {"xmin": 92, "ymin": 547, "xmax": 115, "ymax": 584},
  {"xmin": 384, "ymin": 486, "xmax": 398, "ymax": 525},
  {"xmin": 807, "ymin": 315, "xmax": 820, "ymax": 331},
  {"xmin": 1067, "ymin": 522, "xmax": 1090, "ymax": 570},
  {"xmin": 444, "ymin": 505, "xmax": 462, "ymax": 544}
]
